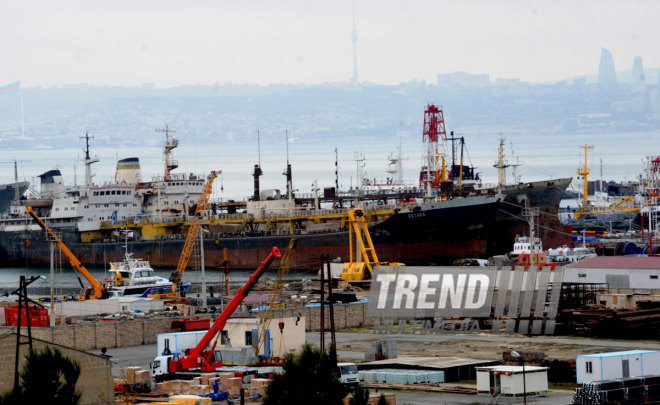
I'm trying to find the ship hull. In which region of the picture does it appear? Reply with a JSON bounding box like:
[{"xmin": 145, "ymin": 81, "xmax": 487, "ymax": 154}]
[
  {"xmin": 1, "ymin": 179, "xmax": 571, "ymax": 270},
  {"xmin": 2, "ymin": 194, "xmax": 501, "ymax": 269},
  {"xmin": 487, "ymin": 178, "xmax": 573, "ymax": 256}
]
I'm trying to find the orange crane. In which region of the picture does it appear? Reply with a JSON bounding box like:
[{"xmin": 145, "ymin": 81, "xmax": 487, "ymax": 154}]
[
  {"xmin": 150, "ymin": 170, "xmax": 220, "ymax": 299},
  {"xmin": 25, "ymin": 206, "xmax": 109, "ymax": 300}
]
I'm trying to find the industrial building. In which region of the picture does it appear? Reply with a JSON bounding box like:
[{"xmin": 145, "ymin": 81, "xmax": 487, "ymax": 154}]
[{"xmin": 564, "ymin": 256, "xmax": 660, "ymax": 291}]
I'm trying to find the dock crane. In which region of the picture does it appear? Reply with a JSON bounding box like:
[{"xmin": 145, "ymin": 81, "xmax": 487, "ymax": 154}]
[
  {"xmin": 254, "ymin": 238, "xmax": 297, "ymax": 359},
  {"xmin": 150, "ymin": 170, "xmax": 220, "ymax": 299},
  {"xmin": 152, "ymin": 247, "xmax": 282, "ymax": 381},
  {"xmin": 340, "ymin": 209, "xmax": 403, "ymax": 282},
  {"xmin": 25, "ymin": 206, "xmax": 109, "ymax": 300}
]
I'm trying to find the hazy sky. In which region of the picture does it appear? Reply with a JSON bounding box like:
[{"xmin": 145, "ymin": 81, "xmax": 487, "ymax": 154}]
[{"xmin": 3, "ymin": 0, "xmax": 659, "ymax": 88}]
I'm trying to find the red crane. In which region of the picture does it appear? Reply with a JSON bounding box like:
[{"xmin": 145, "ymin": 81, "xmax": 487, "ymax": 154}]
[
  {"xmin": 419, "ymin": 104, "xmax": 447, "ymax": 190},
  {"xmin": 153, "ymin": 247, "xmax": 282, "ymax": 378}
]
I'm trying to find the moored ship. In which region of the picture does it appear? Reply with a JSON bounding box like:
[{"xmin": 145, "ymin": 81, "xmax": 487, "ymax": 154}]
[{"xmin": 0, "ymin": 107, "xmax": 572, "ymax": 271}]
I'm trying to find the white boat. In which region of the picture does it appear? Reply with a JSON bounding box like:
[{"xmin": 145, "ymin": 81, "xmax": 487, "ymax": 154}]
[{"xmin": 108, "ymin": 249, "xmax": 190, "ymax": 298}]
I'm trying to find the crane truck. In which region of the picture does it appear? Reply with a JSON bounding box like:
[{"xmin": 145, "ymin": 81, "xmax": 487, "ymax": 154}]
[
  {"xmin": 151, "ymin": 246, "xmax": 282, "ymax": 382},
  {"xmin": 25, "ymin": 206, "xmax": 109, "ymax": 300}
]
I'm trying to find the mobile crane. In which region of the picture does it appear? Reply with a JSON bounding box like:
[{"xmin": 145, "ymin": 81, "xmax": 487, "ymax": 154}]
[
  {"xmin": 151, "ymin": 246, "xmax": 282, "ymax": 382},
  {"xmin": 149, "ymin": 170, "xmax": 220, "ymax": 299},
  {"xmin": 25, "ymin": 206, "xmax": 109, "ymax": 300}
]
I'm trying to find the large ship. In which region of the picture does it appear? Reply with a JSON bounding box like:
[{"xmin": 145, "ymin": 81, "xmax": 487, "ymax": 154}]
[{"xmin": 0, "ymin": 108, "xmax": 571, "ymax": 270}]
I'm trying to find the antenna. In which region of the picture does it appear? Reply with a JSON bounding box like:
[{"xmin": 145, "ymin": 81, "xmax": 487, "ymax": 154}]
[
  {"xmin": 335, "ymin": 147, "xmax": 339, "ymax": 192},
  {"xmin": 351, "ymin": 3, "xmax": 359, "ymax": 87},
  {"xmin": 257, "ymin": 130, "xmax": 262, "ymax": 168}
]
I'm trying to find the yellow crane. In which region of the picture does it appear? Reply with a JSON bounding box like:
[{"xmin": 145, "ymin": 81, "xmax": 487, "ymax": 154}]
[
  {"xmin": 341, "ymin": 209, "xmax": 403, "ymax": 282},
  {"xmin": 254, "ymin": 238, "xmax": 297, "ymax": 359},
  {"xmin": 150, "ymin": 170, "xmax": 221, "ymax": 299},
  {"xmin": 25, "ymin": 206, "xmax": 109, "ymax": 300}
]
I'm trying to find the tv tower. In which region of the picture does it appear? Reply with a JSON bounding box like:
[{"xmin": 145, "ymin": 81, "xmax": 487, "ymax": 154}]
[{"xmin": 351, "ymin": 6, "xmax": 359, "ymax": 87}]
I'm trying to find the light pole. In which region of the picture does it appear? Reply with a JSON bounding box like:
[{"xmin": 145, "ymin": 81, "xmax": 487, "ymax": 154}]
[{"xmin": 511, "ymin": 350, "xmax": 527, "ymax": 405}]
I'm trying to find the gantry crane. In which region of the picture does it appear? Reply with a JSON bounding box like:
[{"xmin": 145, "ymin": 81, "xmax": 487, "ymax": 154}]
[
  {"xmin": 254, "ymin": 238, "xmax": 297, "ymax": 359},
  {"xmin": 341, "ymin": 209, "xmax": 403, "ymax": 282},
  {"xmin": 150, "ymin": 170, "xmax": 220, "ymax": 299},
  {"xmin": 25, "ymin": 206, "xmax": 109, "ymax": 300}
]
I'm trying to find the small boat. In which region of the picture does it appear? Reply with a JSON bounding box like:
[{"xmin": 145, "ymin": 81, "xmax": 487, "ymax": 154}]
[{"xmin": 108, "ymin": 251, "xmax": 190, "ymax": 298}]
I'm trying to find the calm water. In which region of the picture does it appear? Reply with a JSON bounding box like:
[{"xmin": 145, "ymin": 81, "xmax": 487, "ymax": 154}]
[{"xmin": 0, "ymin": 265, "xmax": 314, "ymax": 299}]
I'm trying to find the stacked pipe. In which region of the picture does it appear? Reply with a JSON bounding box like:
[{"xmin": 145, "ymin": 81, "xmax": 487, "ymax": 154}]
[
  {"xmin": 573, "ymin": 375, "xmax": 660, "ymax": 404},
  {"xmin": 560, "ymin": 307, "xmax": 660, "ymax": 339}
]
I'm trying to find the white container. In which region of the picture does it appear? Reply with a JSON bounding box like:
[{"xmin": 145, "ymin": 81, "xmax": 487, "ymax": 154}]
[
  {"xmin": 476, "ymin": 366, "xmax": 548, "ymax": 396},
  {"xmin": 575, "ymin": 350, "xmax": 660, "ymax": 384}
]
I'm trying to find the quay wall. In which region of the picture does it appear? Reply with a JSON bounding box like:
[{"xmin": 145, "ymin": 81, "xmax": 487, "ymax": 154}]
[{"xmin": 0, "ymin": 302, "xmax": 373, "ymax": 351}]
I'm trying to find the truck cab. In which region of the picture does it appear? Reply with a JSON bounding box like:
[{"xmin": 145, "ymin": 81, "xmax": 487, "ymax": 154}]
[{"xmin": 337, "ymin": 362, "xmax": 359, "ymax": 388}]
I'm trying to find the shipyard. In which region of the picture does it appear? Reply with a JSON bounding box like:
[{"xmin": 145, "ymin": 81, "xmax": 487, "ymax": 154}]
[{"xmin": 2, "ymin": 2, "xmax": 660, "ymax": 405}]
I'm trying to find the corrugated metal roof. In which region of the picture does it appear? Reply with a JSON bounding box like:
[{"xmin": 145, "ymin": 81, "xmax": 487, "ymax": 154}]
[
  {"xmin": 566, "ymin": 256, "xmax": 660, "ymax": 270},
  {"xmin": 577, "ymin": 350, "xmax": 658, "ymax": 358},
  {"xmin": 360, "ymin": 356, "xmax": 499, "ymax": 370},
  {"xmin": 476, "ymin": 365, "xmax": 548, "ymax": 373}
]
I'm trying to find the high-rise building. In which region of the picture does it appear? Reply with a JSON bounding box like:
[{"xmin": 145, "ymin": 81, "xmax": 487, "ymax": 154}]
[
  {"xmin": 598, "ymin": 47, "xmax": 617, "ymax": 93},
  {"xmin": 631, "ymin": 56, "xmax": 646, "ymax": 95}
]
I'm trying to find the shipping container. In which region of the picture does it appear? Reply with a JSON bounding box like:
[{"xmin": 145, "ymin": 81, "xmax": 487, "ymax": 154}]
[{"xmin": 575, "ymin": 350, "xmax": 660, "ymax": 384}]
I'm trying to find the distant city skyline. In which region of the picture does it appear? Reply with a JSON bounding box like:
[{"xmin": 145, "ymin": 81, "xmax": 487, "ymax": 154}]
[{"xmin": 3, "ymin": 0, "xmax": 660, "ymax": 88}]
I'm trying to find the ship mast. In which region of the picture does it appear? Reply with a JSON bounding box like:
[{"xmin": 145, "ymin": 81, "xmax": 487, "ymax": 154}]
[
  {"xmin": 156, "ymin": 125, "xmax": 179, "ymax": 181},
  {"xmin": 577, "ymin": 144, "xmax": 594, "ymax": 207},
  {"xmin": 494, "ymin": 135, "xmax": 510, "ymax": 189},
  {"xmin": 81, "ymin": 131, "xmax": 99, "ymax": 192}
]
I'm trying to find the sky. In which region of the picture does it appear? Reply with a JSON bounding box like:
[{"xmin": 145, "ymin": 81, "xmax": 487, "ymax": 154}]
[{"xmin": 2, "ymin": 0, "xmax": 660, "ymax": 88}]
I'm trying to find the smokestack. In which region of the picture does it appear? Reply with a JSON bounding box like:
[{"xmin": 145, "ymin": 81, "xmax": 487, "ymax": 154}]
[{"xmin": 253, "ymin": 164, "xmax": 263, "ymax": 201}]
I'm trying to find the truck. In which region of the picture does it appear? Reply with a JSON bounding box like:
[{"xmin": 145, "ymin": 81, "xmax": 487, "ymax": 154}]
[
  {"xmin": 338, "ymin": 362, "xmax": 359, "ymax": 389},
  {"xmin": 151, "ymin": 246, "xmax": 282, "ymax": 382}
]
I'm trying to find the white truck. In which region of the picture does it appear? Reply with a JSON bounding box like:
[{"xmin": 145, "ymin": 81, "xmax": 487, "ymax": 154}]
[{"xmin": 338, "ymin": 362, "xmax": 359, "ymax": 388}]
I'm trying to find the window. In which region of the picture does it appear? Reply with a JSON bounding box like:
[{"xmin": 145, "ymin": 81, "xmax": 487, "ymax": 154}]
[
  {"xmin": 586, "ymin": 361, "xmax": 593, "ymax": 374},
  {"xmin": 104, "ymin": 204, "xmax": 109, "ymax": 208},
  {"xmin": 112, "ymin": 190, "xmax": 116, "ymax": 195},
  {"xmin": 245, "ymin": 331, "xmax": 253, "ymax": 346},
  {"xmin": 220, "ymin": 331, "xmax": 229, "ymax": 345},
  {"xmin": 578, "ymin": 273, "xmax": 587, "ymax": 278},
  {"xmin": 651, "ymin": 275, "xmax": 658, "ymax": 280},
  {"xmin": 93, "ymin": 192, "xmax": 98, "ymax": 196}
]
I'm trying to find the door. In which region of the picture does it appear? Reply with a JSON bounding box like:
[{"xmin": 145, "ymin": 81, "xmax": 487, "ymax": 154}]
[{"xmin": 622, "ymin": 359, "xmax": 629, "ymax": 378}]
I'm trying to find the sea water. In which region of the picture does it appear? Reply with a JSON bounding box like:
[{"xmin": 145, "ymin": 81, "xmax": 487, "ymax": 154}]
[{"xmin": 1, "ymin": 128, "xmax": 657, "ymax": 202}]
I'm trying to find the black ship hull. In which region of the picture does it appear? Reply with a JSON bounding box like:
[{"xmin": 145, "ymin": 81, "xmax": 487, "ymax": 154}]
[{"xmin": 0, "ymin": 178, "xmax": 571, "ymax": 270}]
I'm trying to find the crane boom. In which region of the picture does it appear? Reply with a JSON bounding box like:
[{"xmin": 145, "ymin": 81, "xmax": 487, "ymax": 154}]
[
  {"xmin": 25, "ymin": 206, "xmax": 108, "ymax": 300},
  {"xmin": 255, "ymin": 238, "xmax": 297, "ymax": 357},
  {"xmin": 178, "ymin": 246, "xmax": 282, "ymax": 372},
  {"xmin": 149, "ymin": 170, "xmax": 220, "ymax": 299},
  {"xmin": 169, "ymin": 170, "xmax": 221, "ymax": 294}
]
